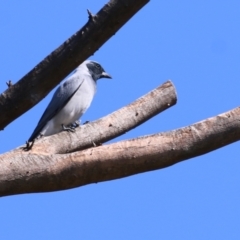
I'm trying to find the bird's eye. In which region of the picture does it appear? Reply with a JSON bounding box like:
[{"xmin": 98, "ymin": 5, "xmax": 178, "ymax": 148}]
[{"xmin": 95, "ymin": 63, "xmax": 101, "ymax": 69}]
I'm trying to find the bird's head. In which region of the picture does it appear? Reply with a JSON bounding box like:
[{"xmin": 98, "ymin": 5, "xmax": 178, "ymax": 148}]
[{"xmin": 85, "ymin": 60, "xmax": 112, "ymax": 81}]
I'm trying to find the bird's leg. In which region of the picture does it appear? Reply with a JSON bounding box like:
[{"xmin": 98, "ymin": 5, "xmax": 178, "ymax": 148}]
[{"xmin": 62, "ymin": 124, "xmax": 76, "ymax": 132}]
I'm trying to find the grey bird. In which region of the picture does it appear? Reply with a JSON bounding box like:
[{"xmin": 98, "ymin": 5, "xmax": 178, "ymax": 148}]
[{"xmin": 28, "ymin": 60, "xmax": 111, "ymax": 142}]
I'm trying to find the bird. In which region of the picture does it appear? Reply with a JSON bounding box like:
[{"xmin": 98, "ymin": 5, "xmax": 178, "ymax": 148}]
[{"xmin": 28, "ymin": 60, "xmax": 111, "ymax": 143}]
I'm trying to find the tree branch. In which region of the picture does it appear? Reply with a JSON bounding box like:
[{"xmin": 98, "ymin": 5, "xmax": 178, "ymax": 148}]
[
  {"xmin": 0, "ymin": 102, "xmax": 239, "ymax": 196},
  {"xmin": 28, "ymin": 80, "xmax": 176, "ymax": 154},
  {"xmin": 0, "ymin": 0, "xmax": 149, "ymax": 130}
]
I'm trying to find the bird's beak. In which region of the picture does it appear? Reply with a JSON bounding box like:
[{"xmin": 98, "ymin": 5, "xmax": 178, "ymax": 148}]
[{"xmin": 101, "ymin": 72, "xmax": 112, "ymax": 79}]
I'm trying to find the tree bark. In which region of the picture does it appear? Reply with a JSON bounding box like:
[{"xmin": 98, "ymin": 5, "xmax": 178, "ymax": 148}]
[
  {"xmin": 0, "ymin": 84, "xmax": 239, "ymax": 196},
  {"xmin": 0, "ymin": 0, "xmax": 150, "ymax": 130}
]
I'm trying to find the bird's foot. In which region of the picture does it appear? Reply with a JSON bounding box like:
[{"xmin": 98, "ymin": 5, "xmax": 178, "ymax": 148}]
[
  {"xmin": 64, "ymin": 120, "xmax": 81, "ymax": 131},
  {"xmin": 62, "ymin": 124, "xmax": 76, "ymax": 132}
]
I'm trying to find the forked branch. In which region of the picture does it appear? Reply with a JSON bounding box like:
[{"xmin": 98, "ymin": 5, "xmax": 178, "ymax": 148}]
[{"xmin": 0, "ymin": 83, "xmax": 239, "ymax": 196}]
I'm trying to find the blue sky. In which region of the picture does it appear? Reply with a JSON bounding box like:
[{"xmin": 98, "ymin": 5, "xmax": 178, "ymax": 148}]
[{"xmin": 0, "ymin": 1, "xmax": 240, "ymax": 239}]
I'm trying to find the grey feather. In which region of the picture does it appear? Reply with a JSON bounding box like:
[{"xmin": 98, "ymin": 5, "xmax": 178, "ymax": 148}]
[{"xmin": 28, "ymin": 60, "xmax": 111, "ymax": 142}]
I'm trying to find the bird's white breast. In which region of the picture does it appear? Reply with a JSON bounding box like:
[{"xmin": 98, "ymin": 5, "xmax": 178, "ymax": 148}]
[{"xmin": 42, "ymin": 74, "xmax": 96, "ymax": 136}]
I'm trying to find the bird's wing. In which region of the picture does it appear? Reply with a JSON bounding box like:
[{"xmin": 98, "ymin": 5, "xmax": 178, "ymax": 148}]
[{"xmin": 28, "ymin": 74, "xmax": 84, "ymax": 142}]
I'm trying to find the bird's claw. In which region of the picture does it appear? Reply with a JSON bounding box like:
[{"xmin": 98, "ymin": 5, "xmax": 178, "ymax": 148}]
[
  {"xmin": 63, "ymin": 120, "xmax": 81, "ymax": 132},
  {"xmin": 62, "ymin": 124, "xmax": 76, "ymax": 132}
]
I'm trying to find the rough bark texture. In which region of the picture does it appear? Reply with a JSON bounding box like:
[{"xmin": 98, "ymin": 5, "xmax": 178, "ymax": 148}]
[
  {"xmin": 0, "ymin": 96, "xmax": 239, "ymax": 196},
  {"xmin": 0, "ymin": 0, "xmax": 149, "ymax": 130}
]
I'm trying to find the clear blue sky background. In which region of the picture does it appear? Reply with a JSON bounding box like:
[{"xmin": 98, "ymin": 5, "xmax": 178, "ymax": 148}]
[{"xmin": 0, "ymin": 1, "xmax": 239, "ymax": 239}]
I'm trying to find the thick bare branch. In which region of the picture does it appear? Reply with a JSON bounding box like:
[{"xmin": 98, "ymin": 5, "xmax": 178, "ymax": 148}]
[
  {"xmin": 0, "ymin": 0, "xmax": 149, "ymax": 130},
  {"xmin": 28, "ymin": 81, "xmax": 176, "ymax": 154},
  {"xmin": 0, "ymin": 107, "xmax": 239, "ymax": 197}
]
